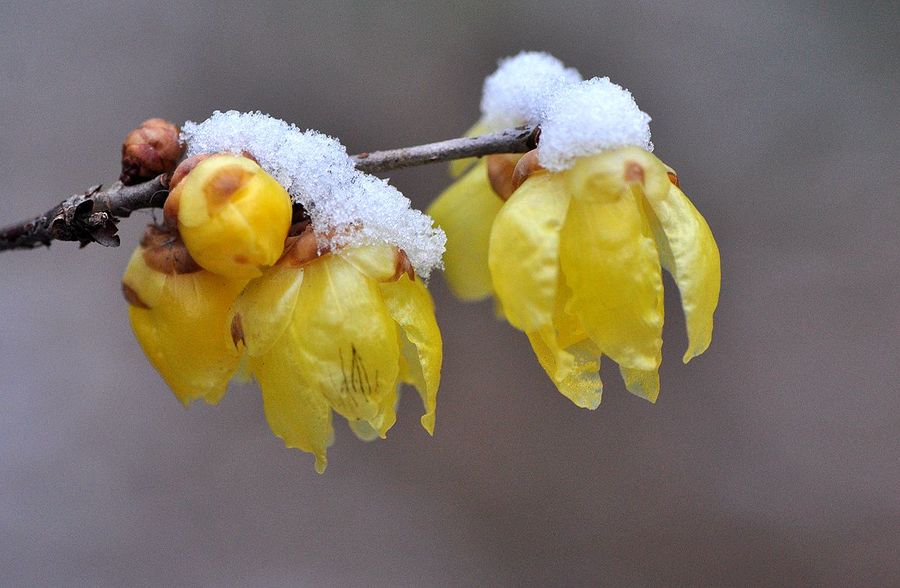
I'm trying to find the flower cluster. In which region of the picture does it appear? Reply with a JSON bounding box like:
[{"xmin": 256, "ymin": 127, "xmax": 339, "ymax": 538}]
[
  {"xmin": 122, "ymin": 124, "xmax": 443, "ymax": 473},
  {"xmin": 120, "ymin": 51, "xmax": 722, "ymax": 470},
  {"xmin": 430, "ymin": 52, "xmax": 721, "ymax": 406}
]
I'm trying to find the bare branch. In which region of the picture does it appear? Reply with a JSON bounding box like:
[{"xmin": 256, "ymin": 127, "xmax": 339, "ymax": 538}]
[
  {"xmin": 0, "ymin": 126, "xmax": 538, "ymax": 253},
  {"xmin": 351, "ymin": 125, "xmax": 538, "ymax": 173}
]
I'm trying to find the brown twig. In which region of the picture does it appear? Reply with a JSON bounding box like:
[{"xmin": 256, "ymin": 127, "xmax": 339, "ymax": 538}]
[{"xmin": 0, "ymin": 126, "xmax": 538, "ymax": 253}]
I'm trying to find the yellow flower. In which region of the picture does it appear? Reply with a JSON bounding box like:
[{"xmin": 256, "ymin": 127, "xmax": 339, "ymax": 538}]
[
  {"xmin": 167, "ymin": 154, "xmax": 292, "ymax": 279},
  {"xmin": 487, "ymin": 146, "xmax": 720, "ymax": 406},
  {"xmin": 230, "ymin": 231, "xmax": 441, "ymax": 473},
  {"xmin": 122, "ymin": 226, "xmax": 248, "ymax": 405}
]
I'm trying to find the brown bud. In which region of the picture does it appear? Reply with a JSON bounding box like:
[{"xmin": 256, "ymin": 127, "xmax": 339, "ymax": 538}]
[
  {"xmin": 510, "ymin": 149, "xmax": 545, "ymax": 194},
  {"xmin": 139, "ymin": 224, "xmax": 202, "ymax": 275},
  {"xmin": 391, "ymin": 249, "xmax": 416, "ymax": 282},
  {"xmin": 664, "ymin": 163, "xmax": 679, "ymax": 187},
  {"xmin": 120, "ymin": 118, "xmax": 185, "ymax": 186},
  {"xmin": 279, "ymin": 226, "xmax": 322, "ymax": 268},
  {"xmin": 486, "ymin": 153, "xmax": 521, "ymax": 201}
]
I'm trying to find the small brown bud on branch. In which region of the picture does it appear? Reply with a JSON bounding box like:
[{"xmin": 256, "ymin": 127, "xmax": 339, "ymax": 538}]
[{"xmin": 120, "ymin": 118, "xmax": 185, "ymax": 186}]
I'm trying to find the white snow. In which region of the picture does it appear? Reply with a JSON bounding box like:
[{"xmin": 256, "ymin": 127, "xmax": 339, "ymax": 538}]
[
  {"xmin": 181, "ymin": 111, "xmax": 445, "ymax": 278},
  {"xmin": 480, "ymin": 51, "xmax": 582, "ymax": 130},
  {"xmin": 537, "ymin": 77, "xmax": 653, "ymax": 172}
]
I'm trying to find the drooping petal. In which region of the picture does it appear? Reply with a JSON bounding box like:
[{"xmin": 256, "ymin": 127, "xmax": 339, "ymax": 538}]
[
  {"xmin": 348, "ymin": 417, "xmax": 381, "ymax": 442},
  {"xmin": 641, "ymin": 182, "xmax": 721, "ymax": 362},
  {"xmin": 428, "ymin": 161, "xmax": 503, "ymax": 300},
  {"xmin": 489, "ymin": 172, "xmax": 571, "ymax": 332},
  {"xmin": 286, "ymin": 254, "xmax": 400, "ymax": 433},
  {"xmin": 619, "ymin": 366, "xmax": 660, "ymax": 403},
  {"xmin": 250, "ymin": 341, "xmax": 334, "ymax": 473},
  {"xmin": 229, "ymin": 264, "xmax": 304, "ymax": 358},
  {"xmin": 559, "ymin": 150, "xmax": 665, "ymax": 375},
  {"xmin": 379, "ymin": 275, "xmax": 442, "ymax": 434},
  {"xmin": 527, "ymin": 328, "xmax": 603, "ymax": 409},
  {"xmin": 123, "ymin": 249, "xmax": 247, "ymax": 406}
]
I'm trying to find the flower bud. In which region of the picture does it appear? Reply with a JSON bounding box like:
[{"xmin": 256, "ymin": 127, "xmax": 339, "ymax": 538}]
[
  {"xmin": 486, "ymin": 153, "xmax": 521, "ymax": 201},
  {"xmin": 138, "ymin": 224, "xmax": 202, "ymax": 275},
  {"xmin": 171, "ymin": 154, "xmax": 293, "ymax": 279},
  {"xmin": 510, "ymin": 149, "xmax": 545, "ymax": 193},
  {"xmin": 120, "ymin": 118, "xmax": 184, "ymax": 185}
]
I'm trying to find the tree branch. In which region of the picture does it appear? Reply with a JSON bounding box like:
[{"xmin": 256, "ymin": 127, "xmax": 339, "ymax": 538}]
[
  {"xmin": 351, "ymin": 125, "xmax": 538, "ymax": 173},
  {"xmin": 0, "ymin": 126, "xmax": 538, "ymax": 253}
]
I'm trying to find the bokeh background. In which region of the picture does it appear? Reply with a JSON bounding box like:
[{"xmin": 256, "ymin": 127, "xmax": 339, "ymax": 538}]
[{"xmin": 1, "ymin": 1, "xmax": 897, "ymax": 585}]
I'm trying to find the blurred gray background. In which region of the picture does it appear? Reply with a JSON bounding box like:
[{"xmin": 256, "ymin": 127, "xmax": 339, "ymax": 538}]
[{"xmin": 1, "ymin": 1, "xmax": 897, "ymax": 586}]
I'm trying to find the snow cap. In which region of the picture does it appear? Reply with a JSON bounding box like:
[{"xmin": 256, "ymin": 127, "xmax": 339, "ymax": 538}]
[
  {"xmin": 181, "ymin": 111, "xmax": 445, "ymax": 278},
  {"xmin": 480, "ymin": 51, "xmax": 582, "ymax": 130},
  {"xmin": 537, "ymin": 77, "xmax": 653, "ymax": 172}
]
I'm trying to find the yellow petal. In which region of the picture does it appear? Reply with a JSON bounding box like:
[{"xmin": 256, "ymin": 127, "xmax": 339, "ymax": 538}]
[
  {"xmin": 619, "ymin": 366, "xmax": 660, "ymax": 403},
  {"xmin": 559, "ymin": 151, "xmax": 665, "ymax": 373},
  {"xmin": 642, "ymin": 182, "xmax": 721, "ymax": 362},
  {"xmin": 449, "ymin": 119, "xmax": 493, "ymax": 177},
  {"xmin": 286, "ymin": 254, "xmax": 400, "ymax": 433},
  {"xmin": 348, "ymin": 418, "xmax": 380, "ymax": 442},
  {"xmin": 339, "ymin": 244, "xmax": 399, "ymax": 282},
  {"xmin": 123, "ymin": 248, "xmax": 247, "ymax": 406},
  {"xmin": 428, "ymin": 161, "xmax": 503, "ymax": 301},
  {"xmin": 489, "ymin": 172, "xmax": 570, "ymax": 332},
  {"xmin": 379, "ymin": 275, "xmax": 442, "ymax": 434},
  {"xmin": 524, "ymin": 275, "xmax": 602, "ymax": 408},
  {"xmin": 229, "ymin": 264, "xmax": 304, "ymax": 358},
  {"xmin": 527, "ymin": 328, "xmax": 603, "ymax": 409},
  {"xmin": 250, "ymin": 342, "xmax": 334, "ymax": 474},
  {"xmin": 121, "ymin": 247, "xmax": 167, "ymax": 307}
]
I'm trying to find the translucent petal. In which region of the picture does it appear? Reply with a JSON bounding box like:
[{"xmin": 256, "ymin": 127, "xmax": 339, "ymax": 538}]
[
  {"xmin": 489, "ymin": 172, "xmax": 570, "ymax": 332},
  {"xmin": 339, "ymin": 244, "xmax": 398, "ymax": 283},
  {"xmin": 527, "ymin": 328, "xmax": 602, "ymax": 409},
  {"xmin": 123, "ymin": 249, "xmax": 247, "ymax": 406},
  {"xmin": 642, "ymin": 182, "xmax": 721, "ymax": 362},
  {"xmin": 379, "ymin": 275, "xmax": 442, "ymax": 435},
  {"xmin": 449, "ymin": 119, "xmax": 492, "ymax": 177},
  {"xmin": 559, "ymin": 155, "xmax": 664, "ymax": 373},
  {"xmin": 619, "ymin": 366, "xmax": 660, "ymax": 403},
  {"xmin": 348, "ymin": 418, "xmax": 380, "ymax": 442},
  {"xmin": 229, "ymin": 264, "xmax": 304, "ymax": 358},
  {"xmin": 428, "ymin": 161, "xmax": 503, "ymax": 300},
  {"xmin": 250, "ymin": 342, "xmax": 334, "ymax": 474},
  {"xmin": 287, "ymin": 255, "xmax": 400, "ymax": 431}
]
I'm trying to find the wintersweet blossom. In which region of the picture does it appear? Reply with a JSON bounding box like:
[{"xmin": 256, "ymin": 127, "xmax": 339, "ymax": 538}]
[
  {"xmin": 231, "ymin": 231, "xmax": 441, "ymax": 473},
  {"xmin": 123, "ymin": 112, "xmax": 445, "ymax": 472},
  {"xmin": 432, "ymin": 56, "xmax": 720, "ymax": 405},
  {"xmin": 489, "ymin": 147, "xmax": 720, "ymax": 405}
]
